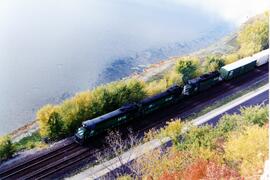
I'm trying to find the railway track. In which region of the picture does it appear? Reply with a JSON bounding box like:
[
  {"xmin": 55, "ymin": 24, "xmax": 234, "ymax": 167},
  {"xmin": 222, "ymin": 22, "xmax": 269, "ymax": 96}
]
[{"xmin": 0, "ymin": 65, "xmax": 268, "ymax": 180}]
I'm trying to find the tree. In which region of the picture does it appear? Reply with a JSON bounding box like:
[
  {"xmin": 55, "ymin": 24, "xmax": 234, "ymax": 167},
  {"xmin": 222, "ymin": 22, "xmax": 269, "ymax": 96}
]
[
  {"xmin": 37, "ymin": 104, "xmax": 59, "ymax": 137},
  {"xmin": 47, "ymin": 111, "xmax": 64, "ymax": 140},
  {"xmin": 237, "ymin": 12, "xmax": 269, "ymax": 57},
  {"xmin": 175, "ymin": 57, "xmax": 199, "ymax": 82},
  {"xmin": 0, "ymin": 136, "xmax": 16, "ymax": 161},
  {"xmin": 204, "ymin": 55, "xmax": 225, "ymax": 72}
]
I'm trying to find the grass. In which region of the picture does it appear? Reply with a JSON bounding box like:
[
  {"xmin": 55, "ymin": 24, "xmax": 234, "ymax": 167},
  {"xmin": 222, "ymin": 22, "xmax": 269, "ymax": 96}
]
[
  {"xmin": 14, "ymin": 132, "xmax": 47, "ymax": 151},
  {"xmin": 185, "ymin": 78, "xmax": 268, "ymax": 121}
]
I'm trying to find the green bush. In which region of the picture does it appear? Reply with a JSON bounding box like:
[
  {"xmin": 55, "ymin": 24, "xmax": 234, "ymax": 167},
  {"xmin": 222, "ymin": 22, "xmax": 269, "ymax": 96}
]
[
  {"xmin": 204, "ymin": 55, "xmax": 225, "ymax": 72},
  {"xmin": 215, "ymin": 114, "xmax": 248, "ymax": 138},
  {"xmin": 175, "ymin": 56, "xmax": 199, "ymax": 83},
  {"xmin": 177, "ymin": 125, "xmax": 219, "ymax": 150},
  {"xmin": 14, "ymin": 133, "xmax": 46, "ymax": 151},
  {"xmin": 240, "ymin": 105, "xmax": 269, "ymax": 126},
  {"xmin": 0, "ymin": 136, "xmax": 15, "ymax": 161}
]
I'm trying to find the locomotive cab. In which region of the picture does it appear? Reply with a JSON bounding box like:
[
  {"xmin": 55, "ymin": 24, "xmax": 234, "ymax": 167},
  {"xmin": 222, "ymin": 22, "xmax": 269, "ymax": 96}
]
[
  {"xmin": 75, "ymin": 123, "xmax": 96, "ymax": 144},
  {"xmin": 75, "ymin": 127, "xmax": 86, "ymax": 144}
]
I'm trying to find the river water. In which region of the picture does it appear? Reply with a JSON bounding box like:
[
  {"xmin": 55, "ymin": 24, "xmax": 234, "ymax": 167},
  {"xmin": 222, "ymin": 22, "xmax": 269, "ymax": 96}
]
[{"xmin": 0, "ymin": 0, "xmax": 235, "ymax": 135}]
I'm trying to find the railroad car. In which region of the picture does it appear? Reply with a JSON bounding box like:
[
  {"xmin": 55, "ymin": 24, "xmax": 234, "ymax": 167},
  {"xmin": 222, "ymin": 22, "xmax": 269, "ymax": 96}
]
[
  {"xmin": 182, "ymin": 71, "xmax": 220, "ymax": 96},
  {"xmin": 219, "ymin": 56, "xmax": 257, "ymax": 80},
  {"xmin": 253, "ymin": 49, "xmax": 269, "ymax": 66},
  {"xmin": 75, "ymin": 103, "xmax": 139, "ymax": 144},
  {"xmin": 140, "ymin": 85, "xmax": 183, "ymax": 115}
]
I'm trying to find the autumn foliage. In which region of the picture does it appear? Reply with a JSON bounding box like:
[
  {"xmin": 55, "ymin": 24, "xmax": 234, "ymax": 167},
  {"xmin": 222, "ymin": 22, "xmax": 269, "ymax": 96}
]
[{"xmin": 132, "ymin": 105, "xmax": 269, "ymax": 180}]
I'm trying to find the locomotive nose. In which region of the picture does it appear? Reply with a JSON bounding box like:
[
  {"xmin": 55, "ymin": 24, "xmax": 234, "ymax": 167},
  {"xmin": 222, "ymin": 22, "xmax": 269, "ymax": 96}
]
[{"xmin": 74, "ymin": 134, "xmax": 84, "ymax": 145}]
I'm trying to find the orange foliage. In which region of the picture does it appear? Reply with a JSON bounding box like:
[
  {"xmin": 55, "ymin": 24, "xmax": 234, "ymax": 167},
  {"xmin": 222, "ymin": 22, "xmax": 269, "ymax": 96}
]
[
  {"xmin": 158, "ymin": 159, "xmax": 241, "ymax": 180},
  {"xmin": 158, "ymin": 171, "xmax": 182, "ymax": 180}
]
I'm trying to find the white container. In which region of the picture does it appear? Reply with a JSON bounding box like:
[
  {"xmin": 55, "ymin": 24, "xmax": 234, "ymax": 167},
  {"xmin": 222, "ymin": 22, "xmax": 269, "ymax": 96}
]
[{"xmin": 253, "ymin": 49, "xmax": 269, "ymax": 66}]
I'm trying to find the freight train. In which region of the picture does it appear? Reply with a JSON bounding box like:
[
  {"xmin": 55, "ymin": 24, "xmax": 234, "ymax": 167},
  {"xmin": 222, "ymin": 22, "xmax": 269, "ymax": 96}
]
[{"xmin": 75, "ymin": 49, "xmax": 269, "ymax": 144}]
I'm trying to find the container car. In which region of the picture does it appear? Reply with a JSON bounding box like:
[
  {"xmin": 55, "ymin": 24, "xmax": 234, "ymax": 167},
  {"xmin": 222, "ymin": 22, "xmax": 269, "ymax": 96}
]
[
  {"xmin": 219, "ymin": 56, "xmax": 257, "ymax": 80},
  {"xmin": 252, "ymin": 49, "xmax": 269, "ymax": 66},
  {"xmin": 182, "ymin": 71, "xmax": 220, "ymax": 96},
  {"xmin": 140, "ymin": 85, "xmax": 183, "ymax": 115}
]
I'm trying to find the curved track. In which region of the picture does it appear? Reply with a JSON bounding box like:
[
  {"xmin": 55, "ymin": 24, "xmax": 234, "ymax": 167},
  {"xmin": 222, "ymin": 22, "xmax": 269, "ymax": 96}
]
[{"xmin": 0, "ymin": 65, "xmax": 268, "ymax": 179}]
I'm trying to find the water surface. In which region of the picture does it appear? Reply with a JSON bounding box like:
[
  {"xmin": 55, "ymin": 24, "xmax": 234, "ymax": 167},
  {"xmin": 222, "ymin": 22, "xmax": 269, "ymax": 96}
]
[{"xmin": 0, "ymin": 0, "xmax": 235, "ymax": 135}]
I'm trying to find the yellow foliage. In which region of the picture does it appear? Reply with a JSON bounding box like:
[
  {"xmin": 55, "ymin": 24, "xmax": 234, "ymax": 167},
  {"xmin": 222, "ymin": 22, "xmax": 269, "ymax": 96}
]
[
  {"xmin": 143, "ymin": 128, "xmax": 160, "ymax": 143},
  {"xmin": 237, "ymin": 12, "xmax": 269, "ymax": 57},
  {"xmin": 224, "ymin": 125, "xmax": 269, "ymax": 177},
  {"xmin": 117, "ymin": 175, "xmax": 134, "ymax": 180},
  {"xmin": 190, "ymin": 147, "xmax": 223, "ymax": 164},
  {"xmin": 136, "ymin": 147, "xmax": 192, "ymax": 178},
  {"xmin": 224, "ymin": 53, "xmax": 241, "ymax": 64},
  {"xmin": 145, "ymin": 79, "xmax": 167, "ymax": 96},
  {"xmin": 37, "ymin": 104, "xmax": 59, "ymax": 137},
  {"xmin": 164, "ymin": 70, "xmax": 183, "ymax": 87},
  {"xmin": 159, "ymin": 120, "xmax": 183, "ymax": 144}
]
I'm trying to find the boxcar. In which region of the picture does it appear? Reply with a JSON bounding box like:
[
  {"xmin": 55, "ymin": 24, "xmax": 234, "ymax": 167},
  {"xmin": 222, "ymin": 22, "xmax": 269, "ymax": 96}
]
[
  {"xmin": 219, "ymin": 56, "xmax": 257, "ymax": 80},
  {"xmin": 140, "ymin": 85, "xmax": 183, "ymax": 115},
  {"xmin": 182, "ymin": 71, "xmax": 220, "ymax": 96}
]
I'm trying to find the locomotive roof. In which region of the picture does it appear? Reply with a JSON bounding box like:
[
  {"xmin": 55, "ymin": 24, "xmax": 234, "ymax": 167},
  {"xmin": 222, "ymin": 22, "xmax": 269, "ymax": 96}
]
[
  {"xmin": 188, "ymin": 71, "xmax": 219, "ymax": 84},
  {"xmin": 221, "ymin": 56, "xmax": 256, "ymax": 71},
  {"xmin": 82, "ymin": 104, "xmax": 137, "ymax": 128},
  {"xmin": 140, "ymin": 85, "xmax": 182, "ymax": 104}
]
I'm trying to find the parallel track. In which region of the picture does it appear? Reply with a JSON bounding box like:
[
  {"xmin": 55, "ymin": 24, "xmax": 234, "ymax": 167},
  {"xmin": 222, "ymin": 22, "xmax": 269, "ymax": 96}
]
[{"xmin": 0, "ymin": 65, "xmax": 268, "ymax": 179}]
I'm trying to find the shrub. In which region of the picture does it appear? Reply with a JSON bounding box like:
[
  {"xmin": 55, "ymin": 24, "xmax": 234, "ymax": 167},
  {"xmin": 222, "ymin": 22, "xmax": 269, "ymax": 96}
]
[
  {"xmin": 224, "ymin": 125, "xmax": 269, "ymax": 177},
  {"xmin": 37, "ymin": 105, "xmax": 61, "ymax": 138},
  {"xmin": 14, "ymin": 133, "xmax": 46, "ymax": 151},
  {"xmin": 215, "ymin": 114, "xmax": 248, "ymax": 138},
  {"xmin": 181, "ymin": 159, "xmax": 240, "ymax": 180},
  {"xmin": 159, "ymin": 120, "xmax": 183, "ymax": 145},
  {"xmin": 145, "ymin": 79, "xmax": 167, "ymax": 96},
  {"xmin": 164, "ymin": 70, "xmax": 183, "ymax": 87},
  {"xmin": 117, "ymin": 175, "xmax": 134, "ymax": 180},
  {"xmin": 240, "ymin": 105, "xmax": 268, "ymax": 127},
  {"xmin": 224, "ymin": 52, "xmax": 241, "ymax": 64},
  {"xmin": 175, "ymin": 56, "xmax": 199, "ymax": 83},
  {"xmin": 204, "ymin": 55, "xmax": 225, "ymax": 72},
  {"xmin": 0, "ymin": 136, "xmax": 16, "ymax": 161},
  {"xmin": 177, "ymin": 125, "xmax": 219, "ymax": 150},
  {"xmin": 136, "ymin": 147, "xmax": 193, "ymax": 178}
]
